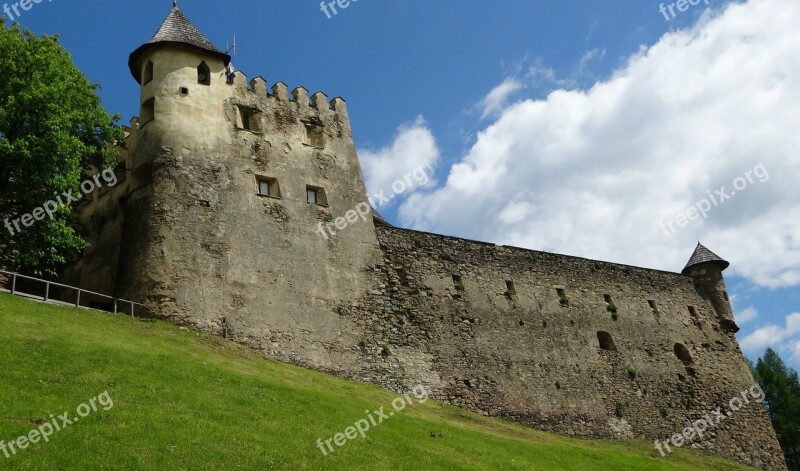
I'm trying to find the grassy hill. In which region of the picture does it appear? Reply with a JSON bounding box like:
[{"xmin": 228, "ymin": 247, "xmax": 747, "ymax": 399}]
[{"xmin": 0, "ymin": 293, "xmax": 756, "ymax": 470}]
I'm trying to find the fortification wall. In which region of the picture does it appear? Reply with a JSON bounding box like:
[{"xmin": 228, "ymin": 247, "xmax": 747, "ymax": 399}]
[{"xmin": 338, "ymin": 226, "xmax": 784, "ymax": 469}]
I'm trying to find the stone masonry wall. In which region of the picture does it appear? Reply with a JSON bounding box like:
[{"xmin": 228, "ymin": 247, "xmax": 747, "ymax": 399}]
[{"xmin": 337, "ymin": 225, "xmax": 785, "ymax": 470}]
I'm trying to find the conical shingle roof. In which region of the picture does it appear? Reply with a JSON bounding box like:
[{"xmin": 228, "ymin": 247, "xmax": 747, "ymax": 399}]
[
  {"xmin": 681, "ymin": 243, "xmax": 730, "ymax": 274},
  {"xmin": 129, "ymin": 4, "xmax": 230, "ymax": 83}
]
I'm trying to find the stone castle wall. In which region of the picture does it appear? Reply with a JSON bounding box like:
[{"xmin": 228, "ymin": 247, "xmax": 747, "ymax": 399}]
[{"xmin": 337, "ymin": 226, "xmax": 783, "ymax": 469}]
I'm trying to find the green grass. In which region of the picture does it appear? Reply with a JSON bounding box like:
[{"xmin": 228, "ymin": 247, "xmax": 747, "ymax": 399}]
[{"xmin": 0, "ymin": 293, "xmax": 756, "ymax": 470}]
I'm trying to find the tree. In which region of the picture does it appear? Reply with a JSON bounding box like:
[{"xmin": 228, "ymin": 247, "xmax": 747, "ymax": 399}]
[
  {"xmin": 752, "ymin": 348, "xmax": 800, "ymax": 470},
  {"xmin": 0, "ymin": 21, "xmax": 122, "ymax": 277}
]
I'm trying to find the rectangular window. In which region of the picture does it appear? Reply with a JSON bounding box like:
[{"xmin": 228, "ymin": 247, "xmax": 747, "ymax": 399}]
[
  {"xmin": 648, "ymin": 300, "xmax": 657, "ymax": 310},
  {"xmin": 256, "ymin": 176, "xmax": 280, "ymax": 198},
  {"xmin": 688, "ymin": 306, "xmax": 699, "ymax": 318},
  {"xmin": 603, "ymin": 294, "xmax": 613, "ymax": 304},
  {"xmin": 238, "ymin": 106, "xmax": 261, "ymax": 132},
  {"xmin": 306, "ymin": 185, "xmax": 327, "ymax": 206}
]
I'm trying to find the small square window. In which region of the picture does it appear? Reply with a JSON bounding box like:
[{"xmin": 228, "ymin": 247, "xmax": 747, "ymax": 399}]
[
  {"xmin": 256, "ymin": 176, "xmax": 280, "ymax": 198},
  {"xmin": 237, "ymin": 106, "xmax": 261, "ymax": 132},
  {"xmin": 180, "ymin": 87, "xmax": 189, "ymax": 95},
  {"xmin": 306, "ymin": 185, "xmax": 327, "ymax": 206}
]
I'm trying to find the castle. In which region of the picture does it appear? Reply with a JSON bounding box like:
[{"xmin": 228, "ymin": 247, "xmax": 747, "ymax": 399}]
[{"xmin": 63, "ymin": 4, "xmax": 786, "ymax": 469}]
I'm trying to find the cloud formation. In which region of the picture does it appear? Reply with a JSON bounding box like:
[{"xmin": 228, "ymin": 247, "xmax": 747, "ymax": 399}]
[{"xmin": 394, "ymin": 0, "xmax": 800, "ymax": 288}]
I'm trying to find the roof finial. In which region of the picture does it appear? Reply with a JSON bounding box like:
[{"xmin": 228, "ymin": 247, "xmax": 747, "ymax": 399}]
[{"xmin": 173, "ymin": 0, "xmax": 177, "ymax": 8}]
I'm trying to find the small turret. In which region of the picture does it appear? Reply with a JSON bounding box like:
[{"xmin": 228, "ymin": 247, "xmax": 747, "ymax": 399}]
[{"xmin": 682, "ymin": 243, "xmax": 738, "ymax": 333}]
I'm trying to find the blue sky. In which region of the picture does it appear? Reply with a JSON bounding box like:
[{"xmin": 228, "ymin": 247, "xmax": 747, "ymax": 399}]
[{"xmin": 11, "ymin": 0, "xmax": 800, "ymax": 368}]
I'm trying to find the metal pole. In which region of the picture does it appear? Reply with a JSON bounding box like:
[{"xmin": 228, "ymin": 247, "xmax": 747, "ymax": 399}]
[
  {"xmin": 76, "ymin": 290, "xmax": 81, "ymax": 308},
  {"xmin": 131, "ymin": 302, "xmax": 135, "ymax": 318},
  {"xmin": 11, "ymin": 274, "xmax": 16, "ymax": 295},
  {"xmin": 44, "ymin": 282, "xmax": 50, "ymax": 302},
  {"xmin": 113, "ymin": 299, "xmax": 118, "ymax": 314}
]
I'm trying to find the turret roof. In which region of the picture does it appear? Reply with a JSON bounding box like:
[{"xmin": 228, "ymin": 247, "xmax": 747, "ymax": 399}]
[
  {"xmin": 682, "ymin": 243, "xmax": 730, "ymax": 274},
  {"xmin": 129, "ymin": 3, "xmax": 230, "ymax": 83}
]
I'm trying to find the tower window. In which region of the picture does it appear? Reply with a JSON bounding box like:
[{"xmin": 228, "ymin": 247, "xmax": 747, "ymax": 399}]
[
  {"xmin": 306, "ymin": 185, "xmax": 327, "ymax": 206},
  {"xmin": 143, "ymin": 60, "xmax": 154, "ymax": 85},
  {"xmin": 180, "ymin": 87, "xmax": 189, "ymax": 95},
  {"xmin": 688, "ymin": 306, "xmax": 699, "ymax": 318},
  {"xmin": 140, "ymin": 97, "xmax": 155, "ymax": 125},
  {"xmin": 256, "ymin": 176, "xmax": 280, "ymax": 198},
  {"xmin": 674, "ymin": 343, "xmax": 693, "ymax": 364},
  {"xmin": 304, "ymin": 122, "xmax": 324, "ymax": 148},
  {"xmin": 603, "ymin": 294, "xmax": 613, "ymax": 304},
  {"xmin": 198, "ymin": 61, "xmax": 211, "ymax": 85},
  {"xmin": 597, "ymin": 331, "xmax": 617, "ymax": 351},
  {"xmin": 723, "ymin": 291, "xmax": 729, "ymax": 302},
  {"xmin": 237, "ymin": 106, "xmax": 261, "ymax": 132}
]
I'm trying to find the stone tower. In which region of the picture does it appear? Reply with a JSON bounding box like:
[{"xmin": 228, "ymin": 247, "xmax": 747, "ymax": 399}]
[
  {"xmin": 118, "ymin": 3, "xmax": 383, "ymax": 369},
  {"xmin": 682, "ymin": 243, "xmax": 738, "ymax": 333}
]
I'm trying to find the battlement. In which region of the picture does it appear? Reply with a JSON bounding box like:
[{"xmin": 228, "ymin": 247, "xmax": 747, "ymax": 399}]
[{"xmin": 226, "ymin": 71, "xmax": 350, "ymax": 123}]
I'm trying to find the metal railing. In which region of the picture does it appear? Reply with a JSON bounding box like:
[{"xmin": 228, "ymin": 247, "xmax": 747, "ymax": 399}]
[{"xmin": 0, "ymin": 270, "xmax": 146, "ymax": 317}]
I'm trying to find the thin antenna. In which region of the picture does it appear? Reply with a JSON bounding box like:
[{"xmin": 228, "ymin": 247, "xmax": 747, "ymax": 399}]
[{"xmin": 226, "ymin": 34, "xmax": 237, "ymax": 56}]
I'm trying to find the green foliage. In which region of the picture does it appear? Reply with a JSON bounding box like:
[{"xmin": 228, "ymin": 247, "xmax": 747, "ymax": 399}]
[
  {"xmin": 559, "ymin": 295, "xmax": 570, "ymax": 306},
  {"xmin": 0, "ymin": 294, "xmax": 759, "ymax": 470},
  {"xmin": 0, "ymin": 21, "xmax": 122, "ymax": 277},
  {"xmin": 659, "ymin": 406, "xmax": 669, "ymax": 418},
  {"xmin": 381, "ymin": 344, "xmax": 391, "ymax": 357},
  {"xmin": 611, "ymin": 312, "xmax": 618, "ymax": 321},
  {"xmin": 453, "ymin": 280, "xmax": 465, "ymax": 292},
  {"xmin": 606, "ymin": 303, "xmax": 618, "ymax": 314},
  {"xmin": 752, "ymin": 348, "xmax": 800, "ymax": 469},
  {"xmin": 615, "ymin": 402, "xmax": 625, "ymax": 418},
  {"xmin": 627, "ymin": 368, "xmax": 637, "ymax": 380}
]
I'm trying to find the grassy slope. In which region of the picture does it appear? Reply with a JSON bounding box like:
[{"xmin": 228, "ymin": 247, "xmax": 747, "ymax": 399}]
[{"xmin": 0, "ymin": 293, "xmax": 754, "ymax": 470}]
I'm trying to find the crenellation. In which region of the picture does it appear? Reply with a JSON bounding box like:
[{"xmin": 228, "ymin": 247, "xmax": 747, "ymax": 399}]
[{"xmin": 271, "ymin": 81, "xmax": 289, "ymax": 100}]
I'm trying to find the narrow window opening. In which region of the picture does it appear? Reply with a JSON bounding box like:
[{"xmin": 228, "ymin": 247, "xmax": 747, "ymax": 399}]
[
  {"xmin": 597, "ymin": 331, "xmax": 617, "ymax": 351},
  {"xmin": 688, "ymin": 306, "xmax": 699, "ymax": 318},
  {"xmin": 306, "ymin": 185, "xmax": 327, "ymax": 206},
  {"xmin": 603, "ymin": 294, "xmax": 613, "ymax": 304},
  {"xmin": 674, "ymin": 343, "xmax": 693, "ymax": 364},
  {"xmin": 723, "ymin": 291, "xmax": 729, "ymax": 302},
  {"xmin": 140, "ymin": 97, "xmax": 155, "ymax": 125},
  {"xmin": 198, "ymin": 61, "xmax": 211, "ymax": 85},
  {"xmin": 237, "ymin": 106, "xmax": 261, "ymax": 132},
  {"xmin": 648, "ymin": 300, "xmax": 657, "ymax": 310},
  {"xmin": 180, "ymin": 87, "xmax": 189, "ymax": 95},
  {"xmin": 556, "ymin": 287, "xmax": 569, "ymax": 306},
  {"xmin": 256, "ymin": 177, "xmax": 280, "ymax": 198},
  {"xmin": 452, "ymin": 275, "xmax": 465, "ymax": 292},
  {"xmin": 143, "ymin": 60, "xmax": 154, "ymax": 85},
  {"xmin": 505, "ymin": 280, "xmax": 515, "ymax": 299}
]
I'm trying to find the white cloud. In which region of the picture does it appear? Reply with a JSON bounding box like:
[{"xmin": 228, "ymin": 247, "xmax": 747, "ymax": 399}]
[
  {"xmin": 397, "ymin": 0, "xmax": 800, "ymax": 288},
  {"xmin": 740, "ymin": 312, "xmax": 800, "ymax": 352},
  {"xmin": 358, "ymin": 116, "xmax": 439, "ymax": 201},
  {"xmin": 735, "ymin": 306, "xmax": 758, "ymax": 324},
  {"xmin": 480, "ymin": 78, "xmax": 523, "ymax": 119}
]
